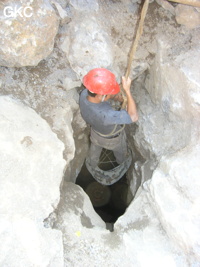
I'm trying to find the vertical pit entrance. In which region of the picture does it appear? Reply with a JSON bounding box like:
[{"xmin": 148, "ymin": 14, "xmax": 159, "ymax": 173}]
[{"xmin": 75, "ymin": 147, "xmax": 140, "ymax": 229}]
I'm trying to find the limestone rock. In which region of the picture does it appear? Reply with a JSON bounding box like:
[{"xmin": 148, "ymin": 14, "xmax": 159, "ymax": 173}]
[
  {"xmin": 115, "ymin": 190, "xmax": 188, "ymax": 266},
  {"xmin": 155, "ymin": 0, "xmax": 175, "ymax": 15},
  {"xmin": 175, "ymin": 5, "xmax": 200, "ymax": 29},
  {"xmin": 69, "ymin": 0, "xmax": 99, "ymax": 11},
  {"xmin": 54, "ymin": 181, "xmax": 188, "ymax": 266},
  {"xmin": 145, "ymin": 141, "xmax": 200, "ymax": 264},
  {"xmin": 60, "ymin": 15, "xmax": 113, "ymax": 79},
  {"xmin": 134, "ymin": 36, "xmax": 200, "ymax": 160},
  {"xmin": 0, "ymin": 0, "xmax": 59, "ymax": 67},
  {"xmin": 0, "ymin": 96, "xmax": 66, "ymax": 266},
  {"xmin": 145, "ymin": 38, "xmax": 200, "ymax": 117},
  {"xmin": 54, "ymin": 182, "xmax": 130, "ymax": 266},
  {"xmin": 51, "ymin": 1, "xmax": 71, "ymax": 25},
  {"xmin": 55, "ymin": 182, "xmax": 106, "ymax": 231}
]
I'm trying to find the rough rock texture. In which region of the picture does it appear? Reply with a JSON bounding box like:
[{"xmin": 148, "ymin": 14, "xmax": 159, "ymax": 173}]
[
  {"xmin": 0, "ymin": 1, "xmax": 200, "ymax": 266},
  {"xmin": 145, "ymin": 141, "xmax": 200, "ymax": 264},
  {"xmin": 130, "ymin": 11, "xmax": 200, "ymax": 266},
  {"xmin": 59, "ymin": 0, "xmax": 141, "ymax": 81},
  {"xmin": 0, "ymin": 45, "xmax": 84, "ymax": 168},
  {"xmin": 0, "ymin": 0, "xmax": 59, "ymax": 67},
  {"xmin": 54, "ymin": 182, "xmax": 187, "ymax": 266},
  {"xmin": 60, "ymin": 15, "xmax": 114, "ymax": 79},
  {"xmin": 175, "ymin": 5, "xmax": 200, "ymax": 29},
  {"xmin": 0, "ymin": 96, "xmax": 66, "ymax": 266},
  {"xmin": 69, "ymin": 0, "xmax": 99, "ymax": 11},
  {"xmin": 134, "ymin": 30, "xmax": 200, "ymax": 162},
  {"xmin": 115, "ymin": 189, "xmax": 188, "ymax": 266}
]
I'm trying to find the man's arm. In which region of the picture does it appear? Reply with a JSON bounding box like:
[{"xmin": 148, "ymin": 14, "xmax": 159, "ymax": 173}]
[{"xmin": 122, "ymin": 76, "xmax": 138, "ymax": 122}]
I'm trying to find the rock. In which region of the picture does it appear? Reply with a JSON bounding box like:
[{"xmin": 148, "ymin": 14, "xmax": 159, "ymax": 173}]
[
  {"xmin": 155, "ymin": 0, "xmax": 175, "ymax": 15},
  {"xmin": 51, "ymin": 0, "xmax": 71, "ymax": 25},
  {"xmin": 0, "ymin": 96, "xmax": 66, "ymax": 266},
  {"xmin": 55, "ymin": 182, "xmax": 106, "ymax": 229},
  {"xmin": 54, "ymin": 181, "xmax": 188, "ymax": 266},
  {"xmin": 63, "ymin": 76, "xmax": 81, "ymax": 90},
  {"xmin": 145, "ymin": 141, "xmax": 200, "ymax": 264},
  {"xmin": 146, "ymin": 37, "xmax": 200, "ymax": 118},
  {"xmin": 0, "ymin": 0, "xmax": 59, "ymax": 67},
  {"xmin": 69, "ymin": 0, "xmax": 99, "ymax": 11},
  {"xmin": 0, "ymin": 217, "xmax": 64, "ymax": 267},
  {"xmin": 60, "ymin": 15, "xmax": 113, "ymax": 79},
  {"xmin": 54, "ymin": 0, "xmax": 69, "ymax": 8},
  {"xmin": 54, "ymin": 182, "xmax": 108, "ymax": 266},
  {"xmin": 134, "ymin": 36, "xmax": 200, "ymax": 160},
  {"xmin": 175, "ymin": 5, "xmax": 200, "ymax": 29},
  {"xmin": 54, "ymin": 182, "xmax": 129, "ymax": 266},
  {"xmin": 115, "ymin": 189, "xmax": 188, "ymax": 266}
]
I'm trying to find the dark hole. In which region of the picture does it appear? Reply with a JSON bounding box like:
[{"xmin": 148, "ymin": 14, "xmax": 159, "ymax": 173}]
[{"xmin": 76, "ymin": 149, "xmax": 129, "ymax": 225}]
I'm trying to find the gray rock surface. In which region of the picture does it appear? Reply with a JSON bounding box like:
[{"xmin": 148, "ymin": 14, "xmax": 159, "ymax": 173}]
[
  {"xmin": 0, "ymin": 96, "xmax": 65, "ymax": 267},
  {"xmin": 175, "ymin": 5, "xmax": 200, "ymax": 29},
  {"xmin": 134, "ymin": 33, "xmax": 200, "ymax": 160},
  {"xmin": 0, "ymin": 1, "xmax": 200, "ymax": 266},
  {"xmin": 0, "ymin": 0, "xmax": 59, "ymax": 67},
  {"xmin": 54, "ymin": 182, "xmax": 187, "ymax": 267},
  {"xmin": 145, "ymin": 141, "xmax": 200, "ymax": 264},
  {"xmin": 69, "ymin": 0, "xmax": 99, "ymax": 11},
  {"xmin": 60, "ymin": 15, "xmax": 113, "ymax": 79}
]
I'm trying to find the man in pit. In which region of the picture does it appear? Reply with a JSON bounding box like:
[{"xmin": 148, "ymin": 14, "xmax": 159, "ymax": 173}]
[{"xmin": 79, "ymin": 68, "xmax": 138, "ymax": 168}]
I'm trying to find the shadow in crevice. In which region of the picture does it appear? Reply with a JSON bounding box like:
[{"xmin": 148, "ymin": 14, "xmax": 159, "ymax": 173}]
[{"xmin": 76, "ymin": 149, "xmax": 130, "ymax": 225}]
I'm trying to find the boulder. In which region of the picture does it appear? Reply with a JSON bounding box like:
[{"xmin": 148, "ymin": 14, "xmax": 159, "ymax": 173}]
[
  {"xmin": 175, "ymin": 5, "xmax": 200, "ymax": 29},
  {"xmin": 134, "ymin": 36, "xmax": 200, "ymax": 160},
  {"xmin": 115, "ymin": 189, "xmax": 188, "ymax": 266},
  {"xmin": 145, "ymin": 141, "xmax": 200, "ymax": 264},
  {"xmin": 60, "ymin": 15, "xmax": 114, "ymax": 79},
  {"xmin": 0, "ymin": 96, "xmax": 66, "ymax": 266},
  {"xmin": 0, "ymin": 0, "xmax": 59, "ymax": 67}
]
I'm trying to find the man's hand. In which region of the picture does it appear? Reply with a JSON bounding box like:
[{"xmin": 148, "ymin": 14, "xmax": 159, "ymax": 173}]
[
  {"xmin": 121, "ymin": 76, "xmax": 138, "ymax": 122},
  {"xmin": 122, "ymin": 76, "xmax": 132, "ymax": 96}
]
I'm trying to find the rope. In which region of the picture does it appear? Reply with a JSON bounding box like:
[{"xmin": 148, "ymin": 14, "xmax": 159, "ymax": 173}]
[
  {"xmin": 121, "ymin": 0, "xmax": 150, "ymax": 110},
  {"xmin": 92, "ymin": 124, "xmax": 125, "ymax": 138}
]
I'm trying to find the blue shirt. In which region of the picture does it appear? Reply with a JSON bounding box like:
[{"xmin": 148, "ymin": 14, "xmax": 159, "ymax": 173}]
[{"xmin": 79, "ymin": 89, "xmax": 132, "ymax": 135}]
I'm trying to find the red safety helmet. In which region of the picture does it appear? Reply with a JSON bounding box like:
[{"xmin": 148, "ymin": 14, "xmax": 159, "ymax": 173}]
[{"xmin": 83, "ymin": 68, "xmax": 120, "ymax": 95}]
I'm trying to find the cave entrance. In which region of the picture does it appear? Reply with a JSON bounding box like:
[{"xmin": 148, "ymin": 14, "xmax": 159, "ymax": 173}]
[{"xmin": 76, "ymin": 148, "xmax": 132, "ymax": 230}]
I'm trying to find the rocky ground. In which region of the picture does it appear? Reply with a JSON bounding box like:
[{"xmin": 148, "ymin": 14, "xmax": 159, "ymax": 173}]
[{"xmin": 0, "ymin": 0, "xmax": 200, "ymax": 266}]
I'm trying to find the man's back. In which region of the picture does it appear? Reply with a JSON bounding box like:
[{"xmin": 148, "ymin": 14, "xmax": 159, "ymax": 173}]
[{"xmin": 79, "ymin": 89, "xmax": 132, "ymax": 135}]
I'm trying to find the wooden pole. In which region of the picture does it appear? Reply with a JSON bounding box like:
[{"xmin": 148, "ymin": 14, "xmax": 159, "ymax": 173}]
[
  {"xmin": 125, "ymin": 0, "xmax": 150, "ymax": 80},
  {"xmin": 121, "ymin": 0, "xmax": 149, "ymax": 109}
]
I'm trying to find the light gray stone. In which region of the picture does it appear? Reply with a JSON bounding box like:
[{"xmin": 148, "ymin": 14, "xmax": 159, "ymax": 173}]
[
  {"xmin": 63, "ymin": 76, "xmax": 81, "ymax": 90},
  {"xmin": 115, "ymin": 190, "xmax": 188, "ymax": 266},
  {"xmin": 51, "ymin": 0, "xmax": 71, "ymax": 25},
  {"xmin": 146, "ymin": 39, "xmax": 200, "ymax": 119},
  {"xmin": 0, "ymin": 0, "xmax": 59, "ymax": 67},
  {"xmin": 134, "ymin": 36, "xmax": 200, "ymax": 160},
  {"xmin": 53, "ymin": 180, "xmax": 189, "ymax": 267},
  {"xmin": 145, "ymin": 141, "xmax": 200, "ymax": 264},
  {"xmin": 69, "ymin": 0, "xmax": 99, "ymax": 11},
  {"xmin": 54, "ymin": 181, "xmax": 188, "ymax": 266},
  {"xmin": 175, "ymin": 5, "xmax": 200, "ymax": 29},
  {"xmin": 0, "ymin": 96, "xmax": 66, "ymax": 266},
  {"xmin": 155, "ymin": 0, "xmax": 175, "ymax": 15},
  {"xmin": 60, "ymin": 15, "xmax": 113, "ymax": 79}
]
